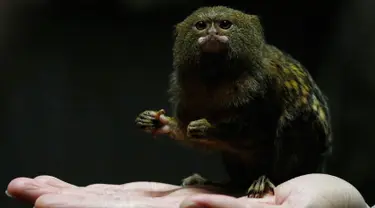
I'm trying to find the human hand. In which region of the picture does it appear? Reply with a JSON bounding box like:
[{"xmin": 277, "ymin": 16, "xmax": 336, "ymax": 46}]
[{"xmin": 6, "ymin": 173, "xmax": 369, "ymax": 208}]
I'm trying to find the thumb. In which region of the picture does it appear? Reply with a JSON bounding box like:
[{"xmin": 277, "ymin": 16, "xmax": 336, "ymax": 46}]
[{"xmin": 180, "ymin": 194, "xmax": 281, "ymax": 208}]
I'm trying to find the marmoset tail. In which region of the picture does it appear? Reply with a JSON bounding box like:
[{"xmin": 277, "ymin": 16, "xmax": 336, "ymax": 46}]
[{"xmin": 135, "ymin": 6, "xmax": 332, "ymax": 198}]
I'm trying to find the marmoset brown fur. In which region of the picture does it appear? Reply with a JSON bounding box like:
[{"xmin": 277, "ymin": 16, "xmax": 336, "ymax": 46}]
[{"xmin": 135, "ymin": 6, "xmax": 332, "ymax": 198}]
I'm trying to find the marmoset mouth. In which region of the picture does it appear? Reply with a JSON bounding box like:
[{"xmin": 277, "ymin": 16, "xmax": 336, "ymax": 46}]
[{"xmin": 198, "ymin": 35, "xmax": 229, "ymax": 53}]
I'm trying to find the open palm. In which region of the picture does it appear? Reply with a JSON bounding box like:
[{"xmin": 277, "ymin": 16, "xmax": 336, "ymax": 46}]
[{"xmin": 6, "ymin": 174, "xmax": 368, "ymax": 208}]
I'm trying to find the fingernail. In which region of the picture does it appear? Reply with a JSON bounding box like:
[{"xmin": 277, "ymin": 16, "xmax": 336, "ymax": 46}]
[
  {"xmin": 180, "ymin": 200, "xmax": 207, "ymax": 208},
  {"xmin": 5, "ymin": 190, "xmax": 14, "ymax": 198}
]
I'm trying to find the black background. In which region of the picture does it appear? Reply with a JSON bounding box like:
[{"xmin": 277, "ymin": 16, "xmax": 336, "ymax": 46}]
[{"xmin": 2, "ymin": 0, "xmax": 375, "ymax": 207}]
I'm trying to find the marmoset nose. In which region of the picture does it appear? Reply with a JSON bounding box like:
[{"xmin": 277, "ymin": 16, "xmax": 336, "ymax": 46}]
[{"xmin": 207, "ymin": 25, "xmax": 218, "ymax": 35}]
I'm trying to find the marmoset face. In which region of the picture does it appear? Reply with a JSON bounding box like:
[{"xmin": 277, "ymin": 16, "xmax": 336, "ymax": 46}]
[
  {"xmin": 192, "ymin": 18, "xmax": 232, "ymax": 53},
  {"xmin": 174, "ymin": 6, "xmax": 265, "ymax": 60}
]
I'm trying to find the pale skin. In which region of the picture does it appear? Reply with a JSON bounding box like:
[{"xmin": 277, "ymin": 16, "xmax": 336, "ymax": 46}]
[
  {"xmin": 6, "ymin": 174, "xmax": 370, "ymax": 208},
  {"xmin": 6, "ymin": 114, "xmax": 368, "ymax": 207}
]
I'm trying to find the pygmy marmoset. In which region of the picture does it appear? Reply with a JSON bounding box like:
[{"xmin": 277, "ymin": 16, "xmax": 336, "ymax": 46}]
[{"xmin": 135, "ymin": 6, "xmax": 332, "ymax": 198}]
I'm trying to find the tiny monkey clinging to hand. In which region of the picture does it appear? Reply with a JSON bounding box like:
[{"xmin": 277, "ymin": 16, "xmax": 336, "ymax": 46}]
[{"xmin": 135, "ymin": 6, "xmax": 332, "ymax": 198}]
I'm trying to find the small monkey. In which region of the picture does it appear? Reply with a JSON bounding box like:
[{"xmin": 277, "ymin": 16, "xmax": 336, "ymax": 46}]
[{"xmin": 135, "ymin": 6, "xmax": 332, "ymax": 198}]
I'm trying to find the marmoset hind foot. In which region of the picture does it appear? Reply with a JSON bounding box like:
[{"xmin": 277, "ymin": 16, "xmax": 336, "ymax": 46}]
[
  {"xmin": 181, "ymin": 173, "xmax": 209, "ymax": 186},
  {"xmin": 247, "ymin": 175, "xmax": 275, "ymax": 198},
  {"xmin": 135, "ymin": 109, "xmax": 176, "ymax": 137},
  {"xmin": 181, "ymin": 173, "xmax": 234, "ymax": 192}
]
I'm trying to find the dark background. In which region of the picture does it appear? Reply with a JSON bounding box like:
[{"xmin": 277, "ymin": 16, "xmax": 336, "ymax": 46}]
[{"xmin": 2, "ymin": 0, "xmax": 375, "ymax": 207}]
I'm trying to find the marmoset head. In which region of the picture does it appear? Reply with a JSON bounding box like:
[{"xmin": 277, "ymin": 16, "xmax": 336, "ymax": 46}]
[{"xmin": 173, "ymin": 6, "xmax": 266, "ymax": 70}]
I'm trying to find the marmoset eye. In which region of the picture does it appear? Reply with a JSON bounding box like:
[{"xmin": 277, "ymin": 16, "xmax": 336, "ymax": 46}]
[
  {"xmin": 195, "ymin": 21, "xmax": 207, "ymax": 30},
  {"xmin": 219, "ymin": 20, "xmax": 232, "ymax": 29}
]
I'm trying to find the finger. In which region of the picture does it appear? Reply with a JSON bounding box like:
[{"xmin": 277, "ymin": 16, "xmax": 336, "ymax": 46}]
[
  {"xmin": 153, "ymin": 125, "xmax": 172, "ymax": 134},
  {"xmin": 166, "ymin": 186, "xmax": 221, "ymax": 198},
  {"xmin": 86, "ymin": 181, "xmax": 179, "ymax": 192},
  {"xmin": 85, "ymin": 181, "xmax": 181, "ymax": 197},
  {"xmin": 237, "ymin": 195, "xmax": 276, "ymax": 205},
  {"xmin": 180, "ymin": 194, "xmax": 246, "ymax": 208},
  {"xmin": 159, "ymin": 115, "xmax": 170, "ymax": 125},
  {"xmin": 7, "ymin": 177, "xmax": 57, "ymax": 202},
  {"xmin": 7, "ymin": 177, "xmax": 81, "ymax": 204},
  {"xmin": 35, "ymin": 194, "xmax": 101, "ymax": 208},
  {"xmin": 180, "ymin": 194, "xmax": 282, "ymax": 208},
  {"xmin": 84, "ymin": 182, "xmax": 219, "ymax": 199},
  {"xmin": 35, "ymin": 193, "xmax": 181, "ymax": 208},
  {"xmin": 34, "ymin": 175, "xmax": 77, "ymax": 188}
]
